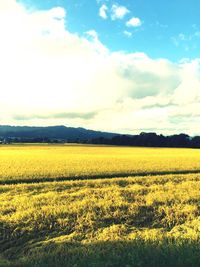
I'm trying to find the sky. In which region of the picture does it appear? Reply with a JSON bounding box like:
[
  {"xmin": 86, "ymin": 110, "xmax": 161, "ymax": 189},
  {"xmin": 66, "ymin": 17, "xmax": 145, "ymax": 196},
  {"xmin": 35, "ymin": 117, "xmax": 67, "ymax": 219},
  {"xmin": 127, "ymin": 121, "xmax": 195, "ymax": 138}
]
[{"xmin": 0, "ymin": 0, "xmax": 200, "ymax": 135}]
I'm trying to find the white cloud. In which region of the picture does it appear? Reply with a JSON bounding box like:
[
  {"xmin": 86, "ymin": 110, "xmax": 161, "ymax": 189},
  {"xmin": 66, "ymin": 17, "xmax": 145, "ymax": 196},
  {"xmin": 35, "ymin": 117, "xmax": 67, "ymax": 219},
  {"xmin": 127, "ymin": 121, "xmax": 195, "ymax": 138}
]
[
  {"xmin": 85, "ymin": 30, "xmax": 108, "ymax": 55},
  {"xmin": 111, "ymin": 4, "xmax": 129, "ymax": 20},
  {"xmin": 86, "ymin": 30, "xmax": 98, "ymax": 39},
  {"xmin": 0, "ymin": 1, "xmax": 200, "ymax": 135},
  {"xmin": 123, "ymin": 30, "xmax": 132, "ymax": 37},
  {"xmin": 126, "ymin": 17, "xmax": 142, "ymax": 27},
  {"xmin": 99, "ymin": 4, "xmax": 108, "ymax": 19}
]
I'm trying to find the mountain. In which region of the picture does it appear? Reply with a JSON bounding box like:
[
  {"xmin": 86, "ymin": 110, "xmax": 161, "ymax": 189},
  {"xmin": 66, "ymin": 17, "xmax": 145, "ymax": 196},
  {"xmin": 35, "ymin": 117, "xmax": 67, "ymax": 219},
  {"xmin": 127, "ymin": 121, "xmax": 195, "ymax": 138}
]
[
  {"xmin": 1, "ymin": 125, "xmax": 200, "ymax": 148},
  {"xmin": 0, "ymin": 125, "xmax": 117, "ymax": 142}
]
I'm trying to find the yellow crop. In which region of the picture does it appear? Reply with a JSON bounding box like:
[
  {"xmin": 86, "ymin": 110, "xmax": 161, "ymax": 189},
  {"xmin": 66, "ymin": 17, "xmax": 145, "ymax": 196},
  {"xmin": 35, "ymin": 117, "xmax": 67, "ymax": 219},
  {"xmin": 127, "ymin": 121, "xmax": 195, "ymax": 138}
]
[
  {"xmin": 0, "ymin": 144, "xmax": 200, "ymax": 182},
  {"xmin": 0, "ymin": 144, "xmax": 199, "ymax": 266}
]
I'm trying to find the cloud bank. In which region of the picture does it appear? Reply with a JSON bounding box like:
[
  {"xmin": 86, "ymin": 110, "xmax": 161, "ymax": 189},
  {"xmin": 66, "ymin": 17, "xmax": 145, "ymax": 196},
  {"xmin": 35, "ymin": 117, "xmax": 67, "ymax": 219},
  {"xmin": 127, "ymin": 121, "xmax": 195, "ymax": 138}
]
[{"xmin": 0, "ymin": 0, "xmax": 200, "ymax": 135}]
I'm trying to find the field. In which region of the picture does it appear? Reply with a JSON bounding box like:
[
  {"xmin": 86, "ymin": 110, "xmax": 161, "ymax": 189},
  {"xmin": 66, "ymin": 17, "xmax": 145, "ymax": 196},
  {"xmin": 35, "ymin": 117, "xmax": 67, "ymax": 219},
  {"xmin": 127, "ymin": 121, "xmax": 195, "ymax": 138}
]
[
  {"xmin": 0, "ymin": 144, "xmax": 200, "ymax": 267},
  {"xmin": 1, "ymin": 144, "xmax": 200, "ymax": 183}
]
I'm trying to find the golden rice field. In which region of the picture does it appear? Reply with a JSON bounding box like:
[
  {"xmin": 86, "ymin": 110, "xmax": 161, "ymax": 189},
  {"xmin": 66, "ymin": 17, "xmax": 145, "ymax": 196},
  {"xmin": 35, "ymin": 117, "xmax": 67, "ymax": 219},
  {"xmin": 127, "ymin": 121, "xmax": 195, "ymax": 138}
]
[
  {"xmin": 0, "ymin": 144, "xmax": 200, "ymax": 267},
  {"xmin": 1, "ymin": 144, "xmax": 200, "ymax": 183}
]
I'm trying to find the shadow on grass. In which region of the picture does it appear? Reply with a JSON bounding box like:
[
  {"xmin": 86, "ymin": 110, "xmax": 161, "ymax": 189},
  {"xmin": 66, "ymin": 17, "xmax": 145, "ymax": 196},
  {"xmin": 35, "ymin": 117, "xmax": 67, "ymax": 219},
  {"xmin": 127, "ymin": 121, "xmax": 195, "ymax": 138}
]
[
  {"xmin": 1, "ymin": 169, "xmax": 200, "ymax": 185},
  {"xmin": 2, "ymin": 239, "xmax": 200, "ymax": 267}
]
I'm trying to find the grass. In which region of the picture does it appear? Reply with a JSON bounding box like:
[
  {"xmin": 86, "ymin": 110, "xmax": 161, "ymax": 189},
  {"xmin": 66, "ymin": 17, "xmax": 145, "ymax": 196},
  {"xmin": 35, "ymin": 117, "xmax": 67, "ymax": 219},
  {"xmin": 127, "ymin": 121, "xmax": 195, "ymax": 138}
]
[{"xmin": 0, "ymin": 144, "xmax": 200, "ymax": 266}]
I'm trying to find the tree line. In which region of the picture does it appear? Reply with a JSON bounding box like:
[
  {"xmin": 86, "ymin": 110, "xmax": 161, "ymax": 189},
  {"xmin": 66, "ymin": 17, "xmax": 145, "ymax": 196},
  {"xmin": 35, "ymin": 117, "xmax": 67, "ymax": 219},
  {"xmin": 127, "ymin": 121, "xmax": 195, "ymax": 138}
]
[
  {"xmin": 91, "ymin": 132, "xmax": 200, "ymax": 148},
  {"xmin": 1, "ymin": 132, "xmax": 200, "ymax": 148}
]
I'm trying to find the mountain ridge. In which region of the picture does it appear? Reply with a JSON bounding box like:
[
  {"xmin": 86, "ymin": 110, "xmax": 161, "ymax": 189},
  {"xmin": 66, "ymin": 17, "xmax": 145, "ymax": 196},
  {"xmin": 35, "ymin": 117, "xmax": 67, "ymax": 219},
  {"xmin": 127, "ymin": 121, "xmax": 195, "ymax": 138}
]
[
  {"xmin": 0, "ymin": 125, "xmax": 117, "ymax": 141},
  {"xmin": 0, "ymin": 125, "xmax": 200, "ymax": 148}
]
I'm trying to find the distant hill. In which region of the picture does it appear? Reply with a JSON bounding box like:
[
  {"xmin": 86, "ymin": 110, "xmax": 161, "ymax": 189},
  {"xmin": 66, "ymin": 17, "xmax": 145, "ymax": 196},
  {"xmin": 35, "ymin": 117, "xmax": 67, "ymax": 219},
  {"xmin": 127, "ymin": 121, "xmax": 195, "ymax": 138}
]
[
  {"xmin": 0, "ymin": 125, "xmax": 117, "ymax": 142},
  {"xmin": 0, "ymin": 125, "xmax": 200, "ymax": 148}
]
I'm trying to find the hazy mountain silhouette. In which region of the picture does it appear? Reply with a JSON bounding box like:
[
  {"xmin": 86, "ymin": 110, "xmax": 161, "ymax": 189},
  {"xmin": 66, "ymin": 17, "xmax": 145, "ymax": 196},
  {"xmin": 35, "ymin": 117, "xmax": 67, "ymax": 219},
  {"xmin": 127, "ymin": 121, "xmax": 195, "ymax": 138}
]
[
  {"xmin": 0, "ymin": 125, "xmax": 200, "ymax": 148},
  {"xmin": 0, "ymin": 125, "xmax": 117, "ymax": 141}
]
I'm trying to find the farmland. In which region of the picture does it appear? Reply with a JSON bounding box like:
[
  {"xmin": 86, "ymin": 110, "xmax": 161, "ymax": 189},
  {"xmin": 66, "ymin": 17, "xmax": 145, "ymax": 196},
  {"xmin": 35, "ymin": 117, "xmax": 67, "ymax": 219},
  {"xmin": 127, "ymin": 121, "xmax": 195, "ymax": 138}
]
[
  {"xmin": 1, "ymin": 144, "xmax": 200, "ymax": 183},
  {"xmin": 0, "ymin": 144, "xmax": 200, "ymax": 267}
]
